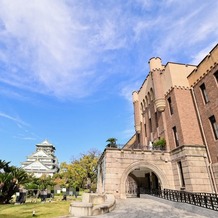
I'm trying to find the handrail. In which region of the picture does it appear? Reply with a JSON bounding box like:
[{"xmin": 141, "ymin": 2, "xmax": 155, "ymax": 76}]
[
  {"xmin": 145, "ymin": 189, "xmax": 218, "ymax": 211},
  {"xmin": 108, "ymin": 144, "xmax": 166, "ymax": 151}
]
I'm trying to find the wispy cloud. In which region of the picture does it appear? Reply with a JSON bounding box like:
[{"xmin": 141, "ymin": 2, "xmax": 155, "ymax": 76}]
[
  {"xmin": 0, "ymin": 0, "xmax": 217, "ymax": 100},
  {"xmin": 191, "ymin": 42, "xmax": 217, "ymax": 65},
  {"xmin": 0, "ymin": 111, "xmax": 40, "ymax": 142},
  {"xmin": 120, "ymin": 80, "xmax": 142, "ymax": 103},
  {"xmin": 13, "ymin": 135, "xmax": 36, "ymax": 141},
  {"xmin": 0, "ymin": 0, "xmax": 131, "ymax": 99},
  {"xmin": 0, "ymin": 111, "xmax": 28, "ymax": 127},
  {"xmin": 148, "ymin": 1, "xmax": 218, "ymax": 61}
]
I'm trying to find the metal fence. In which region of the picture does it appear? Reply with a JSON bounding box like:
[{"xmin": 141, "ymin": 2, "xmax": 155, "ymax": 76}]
[{"xmin": 145, "ymin": 189, "xmax": 218, "ymax": 211}]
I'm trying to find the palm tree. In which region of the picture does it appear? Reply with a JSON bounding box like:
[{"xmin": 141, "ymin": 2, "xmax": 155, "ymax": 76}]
[
  {"xmin": 0, "ymin": 160, "xmax": 29, "ymax": 204},
  {"xmin": 106, "ymin": 138, "xmax": 118, "ymax": 148}
]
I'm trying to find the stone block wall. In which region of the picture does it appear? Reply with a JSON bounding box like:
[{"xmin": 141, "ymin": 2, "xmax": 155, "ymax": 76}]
[
  {"xmin": 97, "ymin": 145, "xmax": 213, "ymax": 199},
  {"xmin": 98, "ymin": 148, "xmax": 175, "ymax": 198},
  {"xmin": 212, "ymin": 163, "xmax": 218, "ymax": 189},
  {"xmin": 171, "ymin": 145, "xmax": 212, "ymax": 193}
]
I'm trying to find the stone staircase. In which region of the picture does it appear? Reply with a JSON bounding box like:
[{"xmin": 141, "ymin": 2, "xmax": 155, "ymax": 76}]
[{"xmin": 69, "ymin": 193, "xmax": 116, "ymax": 217}]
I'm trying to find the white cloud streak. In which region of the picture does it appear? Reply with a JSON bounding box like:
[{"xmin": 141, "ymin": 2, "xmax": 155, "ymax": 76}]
[
  {"xmin": 191, "ymin": 42, "xmax": 217, "ymax": 65},
  {"xmin": 13, "ymin": 135, "xmax": 36, "ymax": 141},
  {"xmin": 0, "ymin": 111, "xmax": 28, "ymax": 127}
]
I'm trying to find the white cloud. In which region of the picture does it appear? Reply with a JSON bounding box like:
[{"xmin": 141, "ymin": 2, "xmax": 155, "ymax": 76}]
[
  {"xmin": 150, "ymin": 1, "xmax": 218, "ymax": 61},
  {"xmin": 91, "ymin": 19, "xmax": 127, "ymax": 51},
  {"xmin": 133, "ymin": 20, "xmax": 151, "ymax": 41},
  {"xmin": 0, "ymin": 0, "xmax": 217, "ymax": 100},
  {"xmin": 191, "ymin": 42, "xmax": 217, "ymax": 65},
  {"xmin": 133, "ymin": 0, "xmax": 153, "ymax": 9},
  {"xmin": 120, "ymin": 82, "xmax": 140, "ymax": 103},
  {"xmin": 0, "ymin": 0, "xmax": 129, "ymax": 99}
]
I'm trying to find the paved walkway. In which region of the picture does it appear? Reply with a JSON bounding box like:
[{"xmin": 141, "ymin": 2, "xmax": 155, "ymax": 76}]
[{"xmin": 78, "ymin": 195, "xmax": 218, "ymax": 218}]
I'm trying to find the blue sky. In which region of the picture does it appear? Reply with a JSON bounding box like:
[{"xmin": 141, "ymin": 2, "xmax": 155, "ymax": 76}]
[{"xmin": 0, "ymin": 0, "xmax": 218, "ymax": 166}]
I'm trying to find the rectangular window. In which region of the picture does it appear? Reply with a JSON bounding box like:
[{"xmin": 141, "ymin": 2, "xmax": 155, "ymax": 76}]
[
  {"xmin": 200, "ymin": 83, "xmax": 209, "ymax": 103},
  {"xmin": 172, "ymin": 126, "xmax": 179, "ymax": 147},
  {"xmin": 178, "ymin": 161, "xmax": 185, "ymax": 188},
  {"xmin": 168, "ymin": 97, "xmax": 173, "ymax": 114},
  {"xmin": 209, "ymin": 115, "xmax": 218, "ymax": 140},
  {"xmin": 137, "ymin": 133, "xmax": 140, "ymax": 144},
  {"xmin": 149, "ymin": 118, "xmax": 152, "ymax": 133},
  {"xmin": 155, "ymin": 112, "xmax": 158, "ymax": 128},
  {"xmin": 214, "ymin": 70, "xmax": 218, "ymax": 83},
  {"xmin": 144, "ymin": 124, "xmax": 147, "ymax": 137}
]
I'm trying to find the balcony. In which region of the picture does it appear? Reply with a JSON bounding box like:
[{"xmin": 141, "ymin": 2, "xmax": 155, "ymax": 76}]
[
  {"xmin": 106, "ymin": 138, "xmax": 166, "ymax": 151},
  {"xmin": 106, "ymin": 144, "xmax": 166, "ymax": 152}
]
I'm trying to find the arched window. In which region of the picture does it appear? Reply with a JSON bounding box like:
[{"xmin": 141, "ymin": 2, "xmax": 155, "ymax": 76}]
[
  {"xmin": 148, "ymin": 92, "xmax": 151, "ymax": 105},
  {"xmin": 143, "ymin": 99, "xmax": 146, "ymax": 109},
  {"xmin": 150, "ymin": 88, "xmax": 154, "ymax": 101},
  {"xmin": 141, "ymin": 102, "xmax": 144, "ymax": 111},
  {"xmin": 145, "ymin": 96, "xmax": 148, "ymax": 107}
]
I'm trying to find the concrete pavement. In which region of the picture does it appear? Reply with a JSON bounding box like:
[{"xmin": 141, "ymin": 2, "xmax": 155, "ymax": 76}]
[{"xmin": 83, "ymin": 195, "xmax": 218, "ymax": 218}]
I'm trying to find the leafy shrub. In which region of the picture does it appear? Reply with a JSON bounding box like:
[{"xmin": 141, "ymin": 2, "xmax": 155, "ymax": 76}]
[{"xmin": 153, "ymin": 138, "xmax": 166, "ymax": 150}]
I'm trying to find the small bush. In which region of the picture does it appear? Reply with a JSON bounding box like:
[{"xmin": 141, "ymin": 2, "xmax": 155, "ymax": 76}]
[{"xmin": 153, "ymin": 138, "xmax": 166, "ymax": 150}]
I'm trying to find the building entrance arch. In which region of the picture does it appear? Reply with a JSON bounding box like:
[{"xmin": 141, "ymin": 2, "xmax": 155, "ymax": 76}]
[{"xmin": 120, "ymin": 161, "xmax": 169, "ymax": 199}]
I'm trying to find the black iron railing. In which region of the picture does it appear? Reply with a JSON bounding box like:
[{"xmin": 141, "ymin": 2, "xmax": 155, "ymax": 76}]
[
  {"xmin": 130, "ymin": 145, "xmax": 166, "ymax": 151},
  {"xmin": 145, "ymin": 189, "xmax": 218, "ymax": 211}
]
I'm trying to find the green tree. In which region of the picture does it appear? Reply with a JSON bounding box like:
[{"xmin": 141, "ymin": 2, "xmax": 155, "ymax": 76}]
[
  {"xmin": 53, "ymin": 161, "xmax": 86, "ymax": 189},
  {"xmin": 53, "ymin": 149, "xmax": 100, "ymax": 192},
  {"xmin": 0, "ymin": 160, "xmax": 29, "ymax": 204},
  {"xmin": 25, "ymin": 174, "xmax": 55, "ymax": 191},
  {"xmin": 24, "ymin": 175, "xmax": 40, "ymax": 190},
  {"xmin": 78, "ymin": 149, "xmax": 100, "ymax": 190},
  {"xmin": 106, "ymin": 138, "xmax": 117, "ymax": 148}
]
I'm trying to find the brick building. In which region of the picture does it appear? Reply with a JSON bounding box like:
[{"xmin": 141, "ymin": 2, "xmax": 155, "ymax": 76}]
[
  {"xmin": 188, "ymin": 45, "xmax": 218, "ymax": 191},
  {"xmin": 97, "ymin": 44, "xmax": 218, "ymax": 198}
]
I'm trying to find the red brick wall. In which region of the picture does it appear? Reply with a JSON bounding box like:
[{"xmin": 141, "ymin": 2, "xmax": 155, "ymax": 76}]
[
  {"xmin": 165, "ymin": 88, "xmax": 203, "ymax": 150},
  {"xmin": 192, "ymin": 66, "xmax": 218, "ymax": 164}
]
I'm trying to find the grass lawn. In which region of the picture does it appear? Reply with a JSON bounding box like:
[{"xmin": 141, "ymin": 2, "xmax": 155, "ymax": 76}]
[{"xmin": 0, "ymin": 199, "xmax": 73, "ymax": 218}]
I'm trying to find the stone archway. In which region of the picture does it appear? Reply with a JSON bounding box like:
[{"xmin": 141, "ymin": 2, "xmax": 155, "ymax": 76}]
[{"xmin": 120, "ymin": 161, "xmax": 169, "ymax": 199}]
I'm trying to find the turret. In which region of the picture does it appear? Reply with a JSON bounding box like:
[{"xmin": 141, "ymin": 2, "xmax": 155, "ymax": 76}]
[
  {"xmin": 132, "ymin": 91, "xmax": 141, "ymax": 133},
  {"xmin": 149, "ymin": 57, "xmax": 166, "ymax": 112}
]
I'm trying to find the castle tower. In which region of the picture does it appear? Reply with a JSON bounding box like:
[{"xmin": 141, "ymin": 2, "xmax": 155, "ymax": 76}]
[{"xmin": 21, "ymin": 139, "xmax": 59, "ymax": 178}]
